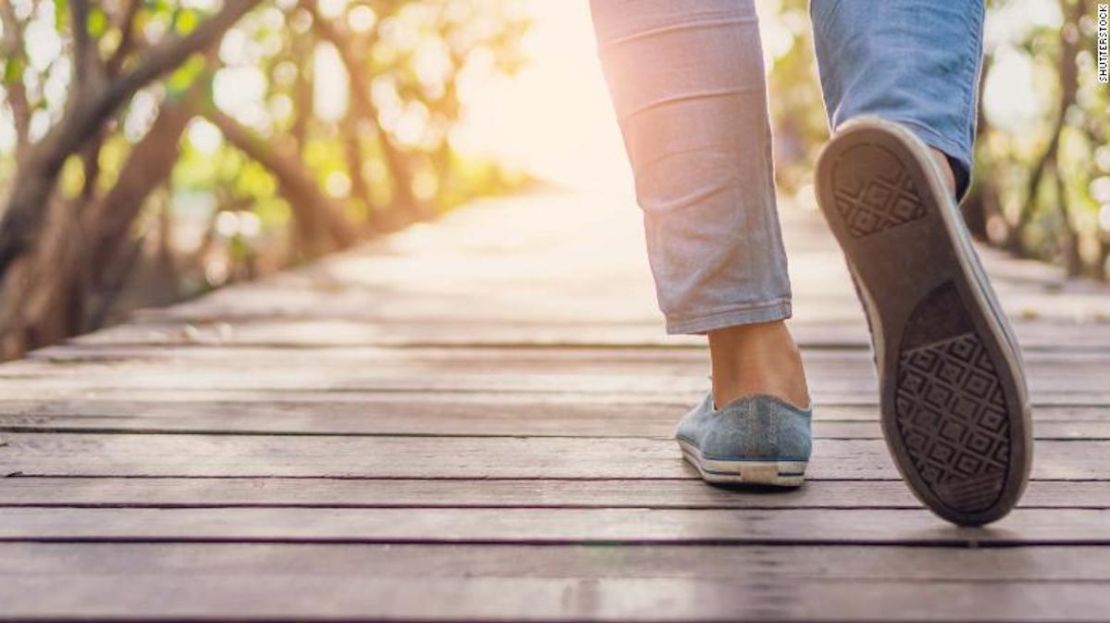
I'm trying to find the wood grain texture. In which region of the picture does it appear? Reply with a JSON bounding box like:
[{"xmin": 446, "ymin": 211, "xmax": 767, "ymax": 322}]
[
  {"xmin": 4, "ymin": 574, "xmax": 1110, "ymax": 621},
  {"xmin": 0, "ymin": 402, "xmax": 1107, "ymax": 437},
  {"xmin": 3, "ymin": 351, "xmax": 1106, "ymax": 394},
  {"xmin": 0, "ymin": 190, "xmax": 1108, "ymax": 621},
  {"xmin": 6, "ymin": 544, "xmax": 1110, "ymax": 620},
  {"xmin": 1, "ymin": 477, "xmax": 1109, "ymax": 509},
  {"xmin": 2, "ymin": 433, "xmax": 1108, "ymax": 479},
  {"xmin": 65, "ymin": 316, "xmax": 1110, "ymax": 351},
  {"xmin": 5, "ymin": 542, "xmax": 1110, "ymax": 580},
  {"xmin": 1, "ymin": 506, "xmax": 1109, "ymax": 544}
]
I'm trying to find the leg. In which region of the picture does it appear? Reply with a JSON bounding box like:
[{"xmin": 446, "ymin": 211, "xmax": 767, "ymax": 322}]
[
  {"xmin": 589, "ymin": 0, "xmax": 808, "ymax": 409},
  {"xmin": 810, "ymin": 2, "xmax": 1031, "ymax": 525},
  {"xmin": 810, "ymin": 0, "xmax": 984, "ymax": 199}
]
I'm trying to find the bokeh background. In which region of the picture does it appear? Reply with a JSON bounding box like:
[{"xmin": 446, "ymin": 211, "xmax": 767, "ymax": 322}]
[{"xmin": 0, "ymin": 0, "xmax": 1106, "ymax": 359}]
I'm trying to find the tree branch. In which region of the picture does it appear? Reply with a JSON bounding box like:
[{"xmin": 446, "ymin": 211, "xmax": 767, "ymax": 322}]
[
  {"xmin": 106, "ymin": 0, "xmax": 143, "ymax": 76},
  {"xmin": 96, "ymin": 0, "xmax": 262, "ymax": 132},
  {"xmin": 0, "ymin": 0, "xmax": 31, "ymax": 156},
  {"xmin": 69, "ymin": 0, "xmax": 106, "ymax": 92},
  {"xmin": 289, "ymin": 23, "xmax": 314, "ymax": 152},
  {"xmin": 83, "ymin": 93, "xmax": 201, "ymax": 274},
  {"xmin": 300, "ymin": 0, "xmax": 420, "ymax": 212},
  {"xmin": 1010, "ymin": 0, "xmax": 1083, "ymax": 254},
  {"xmin": 0, "ymin": 0, "xmax": 261, "ymax": 278},
  {"xmin": 203, "ymin": 106, "xmax": 358, "ymax": 254},
  {"xmin": 78, "ymin": 0, "xmax": 145, "ymax": 200}
]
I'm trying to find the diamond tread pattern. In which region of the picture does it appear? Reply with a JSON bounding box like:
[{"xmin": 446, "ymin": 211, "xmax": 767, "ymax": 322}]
[
  {"xmin": 895, "ymin": 330, "xmax": 1010, "ymax": 512},
  {"xmin": 833, "ymin": 145, "xmax": 927, "ymax": 238}
]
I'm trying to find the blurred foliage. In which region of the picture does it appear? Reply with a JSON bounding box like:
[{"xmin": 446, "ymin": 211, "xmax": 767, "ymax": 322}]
[
  {"xmin": 1, "ymin": 0, "xmax": 1105, "ymax": 360},
  {"xmin": 763, "ymin": 0, "xmax": 1110, "ymax": 279},
  {"xmin": 0, "ymin": 0, "xmax": 529, "ymax": 356}
]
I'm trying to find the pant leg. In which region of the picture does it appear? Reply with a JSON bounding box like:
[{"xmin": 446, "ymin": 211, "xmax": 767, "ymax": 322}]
[
  {"xmin": 588, "ymin": 0, "xmax": 791, "ymax": 335},
  {"xmin": 810, "ymin": 0, "xmax": 986, "ymax": 200}
]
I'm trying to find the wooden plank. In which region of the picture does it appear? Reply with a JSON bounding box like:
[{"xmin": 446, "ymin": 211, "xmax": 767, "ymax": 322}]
[
  {"xmin": 8, "ymin": 342, "xmax": 1108, "ymax": 401},
  {"xmin": 0, "ymin": 433, "xmax": 1106, "ymax": 480},
  {"xmin": 65, "ymin": 316, "xmax": 1110, "ymax": 350},
  {"xmin": 1, "ymin": 477, "xmax": 1106, "ymax": 509},
  {"xmin": 2, "ymin": 544, "xmax": 1110, "ymax": 620},
  {"xmin": 122, "ymin": 239, "xmax": 1110, "ymax": 320},
  {"xmin": 125, "ymin": 285, "xmax": 1110, "ymax": 324},
  {"xmin": 0, "ymin": 433, "xmax": 869, "ymax": 478},
  {"xmin": 0, "ymin": 386, "xmax": 1100, "ymax": 409},
  {"xmin": 6, "ymin": 357, "xmax": 1107, "ymax": 395},
  {"xmin": 22, "ymin": 343, "xmax": 784, "ymax": 364},
  {"xmin": 121, "ymin": 277, "xmax": 1108, "ymax": 320},
  {"xmin": 1, "ymin": 386, "xmax": 1106, "ymax": 410},
  {"xmin": 0, "ymin": 188, "xmax": 1104, "ymax": 623},
  {"xmin": 0, "ymin": 506, "xmax": 1108, "ymax": 544},
  {"xmin": 0, "ymin": 388, "xmax": 707, "ymax": 407},
  {"xmin": 0, "ymin": 377, "xmax": 1101, "ymax": 406},
  {"xmin": 1, "ymin": 395, "xmax": 1103, "ymax": 422},
  {"xmin": 7, "ymin": 344, "xmax": 1107, "ymax": 397},
  {"xmin": 6, "ymin": 542, "xmax": 1110, "ymax": 581},
  {"xmin": 0, "ymin": 403, "xmax": 1108, "ymax": 438},
  {"xmin": 89, "ymin": 188, "xmax": 1106, "ymax": 318},
  {"xmin": 3, "ymin": 573, "xmax": 1109, "ymax": 621},
  {"xmin": 23, "ymin": 343, "xmax": 1110, "ymax": 373}
]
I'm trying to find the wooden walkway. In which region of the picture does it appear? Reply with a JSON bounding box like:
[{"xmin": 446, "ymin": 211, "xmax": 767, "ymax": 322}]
[{"xmin": 2, "ymin": 188, "xmax": 1110, "ymax": 621}]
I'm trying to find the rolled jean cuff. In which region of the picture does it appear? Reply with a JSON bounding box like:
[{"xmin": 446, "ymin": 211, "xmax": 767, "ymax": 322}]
[
  {"xmin": 665, "ymin": 299, "xmax": 792, "ymax": 335},
  {"xmin": 886, "ymin": 117, "xmax": 974, "ymax": 202}
]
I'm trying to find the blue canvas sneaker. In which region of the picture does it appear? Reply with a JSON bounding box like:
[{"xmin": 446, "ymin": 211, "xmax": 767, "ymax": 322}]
[{"xmin": 675, "ymin": 393, "xmax": 812, "ymax": 487}]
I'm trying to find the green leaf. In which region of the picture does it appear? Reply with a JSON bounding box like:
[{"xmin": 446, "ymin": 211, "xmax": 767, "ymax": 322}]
[
  {"xmin": 3, "ymin": 56, "xmax": 25, "ymax": 83},
  {"xmin": 53, "ymin": 0, "xmax": 70, "ymax": 31},
  {"xmin": 88, "ymin": 6, "xmax": 109, "ymax": 37},
  {"xmin": 174, "ymin": 8, "xmax": 199, "ymax": 35},
  {"xmin": 166, "ymin": 53, "xmax": 208, "ymax": 98}
]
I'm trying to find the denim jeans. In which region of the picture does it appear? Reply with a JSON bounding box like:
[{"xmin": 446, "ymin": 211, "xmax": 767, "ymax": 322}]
[{"xmin": 589, "ymin": 0, "xmax": 985, "ymax": 334}]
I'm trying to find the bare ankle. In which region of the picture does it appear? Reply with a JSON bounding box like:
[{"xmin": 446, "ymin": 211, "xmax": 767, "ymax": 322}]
[
  {"xmin": 928, "ymin": 147, "xmax": 957, "ymax": 198},
  {"xmin": 707, "ymin": 321, "xmax": 810, "ymax": 410}
]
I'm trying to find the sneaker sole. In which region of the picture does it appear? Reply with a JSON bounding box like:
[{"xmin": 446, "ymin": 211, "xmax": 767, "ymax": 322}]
[
  {"xmin": 677, "ymin": 439, "xmax": 807, "ymax": 487},
  {"xmin": 814, "ymin": 117, "xmax": 1033, "ymax": 526}
]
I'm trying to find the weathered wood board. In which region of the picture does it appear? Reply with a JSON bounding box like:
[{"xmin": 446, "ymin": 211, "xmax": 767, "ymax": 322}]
[{"xmin": 0, "ymin": 190, "xmax": 1107, "ymax": 621}]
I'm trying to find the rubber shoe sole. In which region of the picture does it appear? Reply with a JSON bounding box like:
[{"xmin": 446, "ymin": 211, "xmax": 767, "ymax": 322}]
[{"xmin": 814, "ymin": 117, "xmax": 1033, "ymax": 526}]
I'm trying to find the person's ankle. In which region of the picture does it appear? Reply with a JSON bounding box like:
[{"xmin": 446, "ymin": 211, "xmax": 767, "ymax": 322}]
[
  {"xmin": 707, "ymin": 320, "xmax": 810, "ymax": 411},
  {"xmin": 928, "ymin": 147, "xmax": 957, "ymax": 198}
]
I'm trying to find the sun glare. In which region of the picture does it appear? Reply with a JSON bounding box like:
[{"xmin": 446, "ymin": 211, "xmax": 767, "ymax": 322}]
[{"xmin": 451, "ymin": 1, "xmax": 633, "ymax": 194}]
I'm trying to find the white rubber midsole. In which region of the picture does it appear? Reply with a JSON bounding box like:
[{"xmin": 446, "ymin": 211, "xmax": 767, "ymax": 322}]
[{"xmin": 677, "ymin": 439, "xmax": 807, "ymax": 487}]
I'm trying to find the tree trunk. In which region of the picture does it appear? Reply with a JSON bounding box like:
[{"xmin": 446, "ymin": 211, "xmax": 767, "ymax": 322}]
[
  {"xmin": 80, "ymin": 92, "xmax": 204, "ymax": 327},
  {"xmin": 301, "ymin": 0, "xmax": 424, "ymax": 218},
  {"xmin": 1007, "ymin": 0, "xmax": 1083, "ymax": 257},
  {"xmin": 290, "ymin": 28, "xmax": 315, "ymax": 153},
  {"xmin": 203, "ymin": 107, "xmax": 358, "ymax": 257},
  {"xmin": 0, "ymin": 197, "xmax": 86, "ymax": 359},
  {"xmin": 0, "ymin": 85, "xmax": 205, "ymax": 356},
  {"xmin": 1096, "ymin": 237, "xmax": 1110, "ymax": 281},
  {"xmin": 1051, "ymin": 161, "xmax": 1082, "ymax": 276},
  {"xmin": 0, "ymin": 0, "xmax": 261, "ymax": 281}
]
